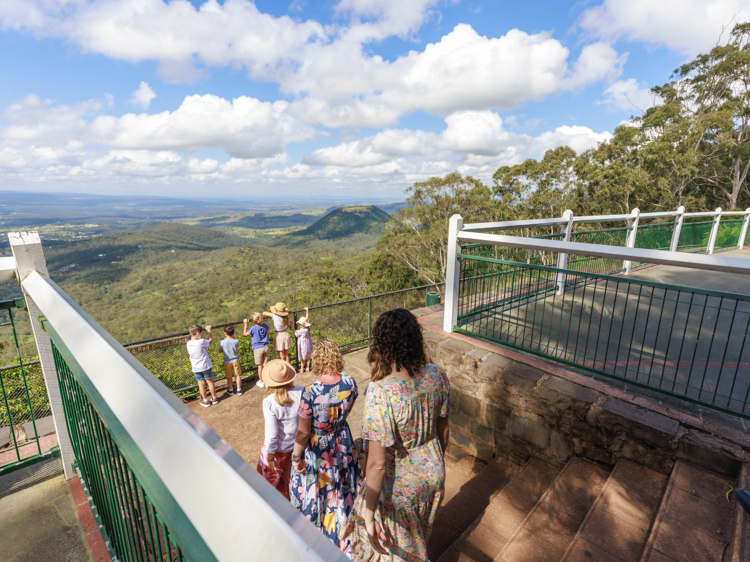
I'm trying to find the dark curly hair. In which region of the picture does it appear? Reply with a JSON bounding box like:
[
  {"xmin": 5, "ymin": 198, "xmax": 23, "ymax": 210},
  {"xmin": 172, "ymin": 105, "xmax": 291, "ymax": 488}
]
[{"xmin": 370, "ymin": 308, "xmax": 425, "ymax": 377}]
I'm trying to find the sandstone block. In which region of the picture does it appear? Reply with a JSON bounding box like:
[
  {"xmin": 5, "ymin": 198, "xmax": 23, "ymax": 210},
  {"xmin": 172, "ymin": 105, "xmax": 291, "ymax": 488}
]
[
  {"xmin": 600, "ymin": 398, "xmax": 679, "ymax": 448},
  {"xmin": 449, "ymin": 410, "xmax": 468, "ymax": 429},
  {"xmin": 550, "ymin": 430, "xmax": 573, "ymax": 462},
  {"xmin": 458, "ymin": 393, "xmax": 481, "ymax": 418},
  {"xmin": 450, "ymin": 429, "xmax": 472, "ymax": 449},
  {"xmin": 676, "ymin": 430, "xmax": 745, "ymax": 476},
  {"xmin": 494, "ymin": 431, "xmax": 532, "ymax": 462},
  {"xmin": 450, "ymin": 373, "xmax": 479, "ymax": 395},
  {"xmin": 511, "ymin": 413, "xmax": 550, "ymax": 450},
  {"xmin": 482, "ymin": 353, "xmax": 512, "ymax": 382},
  {"xmin": 504, "ymin": 362, "xmax": 544, "ymax": 392},
  {"xmin": 470, "ymin": 420, "xmax": 493, "ymax": 445},
  {"xmin": 439, "ymin": 339, "xmax": 476, "ymax": 367},
  {"xmin": 540, "ymin": 376, "xmax": 600, "ymax": 408},
  {"xmin": 485, "ymin": 402, "xmax": 510, "ymax": 430}
]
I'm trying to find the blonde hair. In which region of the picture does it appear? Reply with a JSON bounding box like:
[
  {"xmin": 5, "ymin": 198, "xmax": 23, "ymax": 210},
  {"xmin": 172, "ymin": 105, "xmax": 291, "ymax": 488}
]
[
  {"xmin": 367, "ymin": 348, "xmax": 391, "ymax": 382},
  {"xmin": 189, "ymin": 324, "xmax": 203, "ymax": 337},
  {"xmin": 265, "ymin": 381, "xmax": 295, "ymax": 406},
  {"xmin": 251, "ymin": 312, "xmax": 262, "ymax": 324},
  {"xmin": 312, "ymin": 338, "xmax": 344, "ymax": 376}
]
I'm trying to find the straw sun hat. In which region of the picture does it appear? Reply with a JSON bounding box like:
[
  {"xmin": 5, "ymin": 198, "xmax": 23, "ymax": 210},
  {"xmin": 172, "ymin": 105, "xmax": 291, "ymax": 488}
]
[
  {"xmin": 264, "ymin": 359, "xmax": 296, "ymax": 387},
  {"xmin": 269, "ymin": 302, "xmax": 289, "ymax": 316},
  {"xmin": 296, "ymin": 316, "xmax": 310, "ymax": 327}
]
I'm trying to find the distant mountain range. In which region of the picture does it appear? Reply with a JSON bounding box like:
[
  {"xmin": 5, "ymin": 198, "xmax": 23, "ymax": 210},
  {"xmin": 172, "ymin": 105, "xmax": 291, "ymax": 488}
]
[{"xmin": 293, "ymin": 205, "xmax": 392, "ymax": 239}]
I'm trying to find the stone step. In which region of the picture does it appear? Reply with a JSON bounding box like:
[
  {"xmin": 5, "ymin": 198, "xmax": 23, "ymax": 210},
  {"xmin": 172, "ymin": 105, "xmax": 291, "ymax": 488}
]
[
  {"xmin": 493, "ymin": 457, "xmax": 611, "ymax": 562},
  {"xmin": 640, "ymin": 460, "xmax": 737, "ymax": 562},
  {"xmin": 428, "ymin": 454, "xmax": 524, "ymax": 561},
  {"xmin": 561, "ymin": 459, "xmax": 668, "ymax": 562},
  {"xmin": 436, "ymin": 456, "xmax": 561, "ymax": 562}
]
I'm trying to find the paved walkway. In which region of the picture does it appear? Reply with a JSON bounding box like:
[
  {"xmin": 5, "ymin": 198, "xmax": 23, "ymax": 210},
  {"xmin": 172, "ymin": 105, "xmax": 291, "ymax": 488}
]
[
  {"xmin": 0, "ymin": 458, "xmax": 110, "ymax": 562},
  {"xmin": 187, "ymin": 348, "xmax": 373, "ymax": 467}
]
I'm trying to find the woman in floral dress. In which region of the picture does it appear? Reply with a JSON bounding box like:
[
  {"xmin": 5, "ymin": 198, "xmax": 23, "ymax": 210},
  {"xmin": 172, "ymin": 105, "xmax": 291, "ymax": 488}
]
[
  {"xmin": 290, "ymin": 338, "xmax": 361, "ymax": 556},
  {"xmin": 341, "ymin": 309, "xmax": 450, "ymax": 561}
]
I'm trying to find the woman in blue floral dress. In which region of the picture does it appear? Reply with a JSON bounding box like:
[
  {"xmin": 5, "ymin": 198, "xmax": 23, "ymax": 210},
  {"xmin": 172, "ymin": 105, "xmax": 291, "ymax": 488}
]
[{"xmin": 290, "ymin": 338, "xmax": 361, "ymax": 556}]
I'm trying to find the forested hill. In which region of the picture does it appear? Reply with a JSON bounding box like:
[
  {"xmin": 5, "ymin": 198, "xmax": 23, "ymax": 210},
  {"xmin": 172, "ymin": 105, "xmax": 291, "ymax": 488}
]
[{"xmin": 293, "ymin": 205, "xmax": 391, "ymax": 239}]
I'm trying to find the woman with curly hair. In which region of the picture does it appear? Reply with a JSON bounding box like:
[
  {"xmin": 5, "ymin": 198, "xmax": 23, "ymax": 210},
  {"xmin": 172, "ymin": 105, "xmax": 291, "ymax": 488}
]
[
  {"xmin": 341, "ymin": 308, "xmax": 450, "ymax": 561},
  {"xmin": 290, "ymin": 338, "xmax": 361, "ymax": 556}
]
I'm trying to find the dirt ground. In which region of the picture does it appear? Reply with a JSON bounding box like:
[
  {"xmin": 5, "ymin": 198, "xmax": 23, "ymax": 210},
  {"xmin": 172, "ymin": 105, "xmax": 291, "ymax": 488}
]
[{"xmin": 187, "ymin": 348, "xmax": 373, "ymax": 467}]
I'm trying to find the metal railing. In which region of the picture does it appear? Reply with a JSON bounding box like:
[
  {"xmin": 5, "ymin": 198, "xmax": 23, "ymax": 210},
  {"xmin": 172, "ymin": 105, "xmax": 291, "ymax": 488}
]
[
  {"xmin": 22, "ymin": 270, "xmax": 346, "ymax": 562},
  {"xmin": 0, "ymin": 299, "xmax": 57, "ymax": 474},
  {"xmin": 444, "ymin": 207, "xmax": 750, "ymax": 418},
  {"xmin": 124, "ymin": 282, "xmax": 443, "ymax": 398}
]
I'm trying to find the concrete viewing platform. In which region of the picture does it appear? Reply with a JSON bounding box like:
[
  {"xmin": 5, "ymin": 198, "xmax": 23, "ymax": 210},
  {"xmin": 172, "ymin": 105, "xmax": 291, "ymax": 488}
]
[{"xmin": 0, "ymin": 458, "xmax": 110, "ymax": 562}]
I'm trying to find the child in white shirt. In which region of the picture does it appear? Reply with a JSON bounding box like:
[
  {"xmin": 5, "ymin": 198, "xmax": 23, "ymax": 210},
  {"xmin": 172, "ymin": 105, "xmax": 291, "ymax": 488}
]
[
  {"xmin": 256, "ymin": 359, "xmax": 302, "ymax": 499},
  {"xmin": 187, "ymin": 324, "xmax": 218, "ymax": 407}
]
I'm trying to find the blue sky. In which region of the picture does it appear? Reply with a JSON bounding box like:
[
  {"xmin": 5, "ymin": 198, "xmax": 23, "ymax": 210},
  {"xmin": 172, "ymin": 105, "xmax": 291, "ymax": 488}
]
[{"xmin": 0, "ymin": 0, "xmax": 747, "ymax": 199}]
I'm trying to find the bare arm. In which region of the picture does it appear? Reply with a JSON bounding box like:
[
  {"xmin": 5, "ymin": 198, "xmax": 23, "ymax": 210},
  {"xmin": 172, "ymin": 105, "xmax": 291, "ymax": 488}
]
[
  {"xmin": 292, "ymin": 417, "xmax": 312, "ymax": 472},
  {"xmin": 242, "ymin": 319, "xmax": 250, "ymax": 337},
  {"xmin": 364, "ymin": 441, "xmax": 388, "ymax": 554},
  {"xmin": 205, "ymin": 326, "xmax": 212, "ymax": 345},
  {"xmin": 305, "ymin": 306, "xmax": 309, "ymax": 321},
  {"xmin": 437, "ymin": 415, "xmax": 449, "ymax": 454}
]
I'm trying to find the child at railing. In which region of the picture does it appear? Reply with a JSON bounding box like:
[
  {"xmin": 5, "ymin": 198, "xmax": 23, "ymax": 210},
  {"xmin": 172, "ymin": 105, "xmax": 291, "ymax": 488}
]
[
  {"xmin": 220, "ymin": 325, "xmax": 242, "ymax": 396},
  {"xmin": 264, "ymin": 302, "xmax": 291, "ymax": 363},
  {"xmin": 243, "ymin": 313, "xmax": 270, "ymax": 389},
  {"xmin": 257, "ymin": 359, "xmax": 302, "ymax": 500},
  {"xmin": 187, "ymin": 324, "xmax": 218, "ymax": 407},
  {"xmin": 295, "ymin": 307, "xmax": 312, "ymax": 373}
]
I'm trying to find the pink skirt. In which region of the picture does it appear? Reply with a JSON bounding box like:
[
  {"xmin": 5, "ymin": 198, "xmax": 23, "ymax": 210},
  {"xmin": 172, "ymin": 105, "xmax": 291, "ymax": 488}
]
[
  {"xmin": 256, "ymin": 443, "xmax": 293, "ymax": 500},
  {"xmin": 274, "ymin": 330, "xmax": 291, "ymax": 351}
]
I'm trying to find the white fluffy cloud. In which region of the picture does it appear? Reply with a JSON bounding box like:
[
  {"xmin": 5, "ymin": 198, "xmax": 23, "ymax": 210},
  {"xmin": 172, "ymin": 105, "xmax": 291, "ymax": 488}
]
[
  {"xmin": 130, "ymin": 82, "xmax": 156, "ymax": 109},
  {"xmin": 0, "ymin": 1, "xmax": 626, "ymax": 129},
  {"xmin": 303, "ymin": 110, "xmax": 612, "ymax": 169},
  {"xmin": 2, "ymin": 93, "xmax": 313, "ymax": 159},
  {"xmin": 580, "ymin": 0, "xmax": 750, "ymax": 57},
  {"xmin": 598, "ymin": 79, "xmax": 658, "ymax": 112}
]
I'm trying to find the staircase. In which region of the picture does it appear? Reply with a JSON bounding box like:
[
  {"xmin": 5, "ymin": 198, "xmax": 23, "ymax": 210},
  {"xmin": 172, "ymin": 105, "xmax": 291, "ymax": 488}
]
[{"xmin": 431, "ymin": 454, "xmax": 744, "ymax": 562}]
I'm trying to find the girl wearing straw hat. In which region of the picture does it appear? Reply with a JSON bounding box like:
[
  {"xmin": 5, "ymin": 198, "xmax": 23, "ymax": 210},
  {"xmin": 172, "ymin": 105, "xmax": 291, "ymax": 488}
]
[
  {"xmin": 257, "ymin": 359, "xmax": 303, "ymax": 500},
  {"xmin": 264, "ymin": 302, "xmax": 292, "ymax": 362}
]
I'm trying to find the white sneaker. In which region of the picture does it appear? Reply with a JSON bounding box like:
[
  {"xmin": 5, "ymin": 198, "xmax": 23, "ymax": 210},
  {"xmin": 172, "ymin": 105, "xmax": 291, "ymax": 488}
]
[{"xmin": 256, "ymin": 381, "xmax": 266, "ymax": 388}]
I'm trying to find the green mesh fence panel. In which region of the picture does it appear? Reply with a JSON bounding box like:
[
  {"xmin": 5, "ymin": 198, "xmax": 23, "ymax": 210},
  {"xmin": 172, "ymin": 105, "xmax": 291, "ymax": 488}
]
[
  {"xmin": 715, "ymin": 220, "xmax": 745, "ymax": 251},
  {"xmin": 455, "ymin": 255, "xmax": 750, "ymax": 418},
  {"xmin": 678, "ymin": 220, "xmax": 714, "ymax": 252}
]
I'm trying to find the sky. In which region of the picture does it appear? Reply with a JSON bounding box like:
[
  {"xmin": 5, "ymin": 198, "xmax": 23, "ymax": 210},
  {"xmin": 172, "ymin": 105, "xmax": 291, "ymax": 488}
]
[{"xmin": 0, "ymin": 0, "xmax": 749, "ymax": 200}]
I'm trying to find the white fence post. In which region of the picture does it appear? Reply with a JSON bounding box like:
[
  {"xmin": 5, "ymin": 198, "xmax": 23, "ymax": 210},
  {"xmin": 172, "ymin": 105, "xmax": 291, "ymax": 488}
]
[
  {"xmin": 623, "ymin": 208, "xmax": 640, "ymax": 275},
  {"xmin": 707, "ymin": 207, "xmax": 722, "ymax": 254},
  {"xmin": 443, "ymin": 214, "xmax": 463, "ymax": 333},
  {"xmin": 738, "ymin": 207, "xmax": 750, "ymax": 250},
  {"xmin": 670, "ymin": 206, "xmax": 685, "ymax": 252},
  {"xmin": 9, "ymin": 232, "xmax": 76, "ymax": 480},
  {"xmin": 555, "ymin": 210, "xmax": 574, "ymax": 295}
]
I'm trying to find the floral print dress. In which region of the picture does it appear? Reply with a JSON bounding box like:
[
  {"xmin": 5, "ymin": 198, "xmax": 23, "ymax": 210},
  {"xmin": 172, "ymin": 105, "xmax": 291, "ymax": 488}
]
[
  {"xmin": 290, "ymin": 372, "xmax": 361, "ymax": 556},
  {"xmin": 341, "ymin": 364, "xmax": 450, "ymax": 562}
]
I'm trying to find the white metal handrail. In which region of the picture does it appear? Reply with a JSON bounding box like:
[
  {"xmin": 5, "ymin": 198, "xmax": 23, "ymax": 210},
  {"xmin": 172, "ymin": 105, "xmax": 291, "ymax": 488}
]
[
  {"xmin": 456, "ymin": 233, "xmax": 750, "ymax": 275},
  {"xmin": 22, "ymin": 271, "xmax": 346, "ymax": 562},
  {"xmin": 444, "ymin": 206, "xmax": 750, "ymax": 332},
  {"xmin": 0, "ymin": 257, "xmax": 15, "ymax": 282}
]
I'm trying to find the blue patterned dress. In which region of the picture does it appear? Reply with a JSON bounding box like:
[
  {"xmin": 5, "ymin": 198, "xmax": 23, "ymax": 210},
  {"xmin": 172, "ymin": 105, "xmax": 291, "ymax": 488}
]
[{"xmin": 290, "ymin": 372, "xmax": 361, "ymax": 556}]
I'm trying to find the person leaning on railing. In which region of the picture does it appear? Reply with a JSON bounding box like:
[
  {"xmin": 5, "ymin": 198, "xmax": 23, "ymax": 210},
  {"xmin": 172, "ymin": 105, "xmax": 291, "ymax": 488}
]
[{"xmin": 341, "ymin": 309, "xmax": 451, "ymax": 561}]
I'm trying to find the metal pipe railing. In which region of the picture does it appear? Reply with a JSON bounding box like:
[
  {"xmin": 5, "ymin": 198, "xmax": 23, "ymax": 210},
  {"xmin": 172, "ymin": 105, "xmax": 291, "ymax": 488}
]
[
  {"xmin": 23, "ymin": 270, "xmax": 346, "ymax": 562},
  {"xmin": 444, "ymin": 206, "xmax": 750, "ymax": 333}
]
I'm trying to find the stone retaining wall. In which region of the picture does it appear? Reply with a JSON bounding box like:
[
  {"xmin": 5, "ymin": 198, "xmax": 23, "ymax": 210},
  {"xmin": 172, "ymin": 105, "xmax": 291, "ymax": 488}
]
[{"xmin": 413, "ymin": 307, "xmax": 748, "ymax": 476}]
